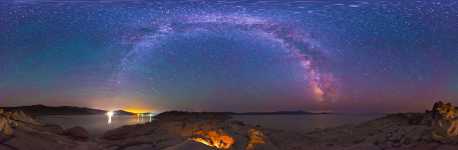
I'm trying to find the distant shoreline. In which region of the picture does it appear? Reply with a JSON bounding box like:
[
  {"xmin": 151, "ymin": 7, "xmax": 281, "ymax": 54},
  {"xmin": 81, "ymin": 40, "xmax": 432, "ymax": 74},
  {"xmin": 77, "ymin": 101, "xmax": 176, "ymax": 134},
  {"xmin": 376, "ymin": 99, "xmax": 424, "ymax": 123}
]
[
  {"xmin": 0, "ymin": 105, "xmax": 136, "ymax": 116},
  {"xmin": 229, "ymin": 111, "xmax": 332, "ymax": 115},
  {"xmin": 0, "ymin": 104, "xmax": 392, "ymax": 117}
]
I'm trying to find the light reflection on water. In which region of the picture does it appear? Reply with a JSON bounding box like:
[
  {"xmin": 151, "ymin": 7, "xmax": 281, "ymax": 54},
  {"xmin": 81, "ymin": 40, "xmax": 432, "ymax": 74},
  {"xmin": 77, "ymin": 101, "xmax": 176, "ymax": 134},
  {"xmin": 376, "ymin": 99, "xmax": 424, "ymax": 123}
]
[
  {"xmin": 106, "ymin": 111, "xmax": 114, "ymax": 124},
  {"xmin": 136, "ymin": 113, "xmax": 154, "ymax": 123}
]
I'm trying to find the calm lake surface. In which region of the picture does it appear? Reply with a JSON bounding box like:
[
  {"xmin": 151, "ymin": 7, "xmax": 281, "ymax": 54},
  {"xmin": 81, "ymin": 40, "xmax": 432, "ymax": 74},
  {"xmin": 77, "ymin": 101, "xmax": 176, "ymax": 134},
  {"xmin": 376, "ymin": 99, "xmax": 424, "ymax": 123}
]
[
  {"xmin": 38, "ymin": 114, "xmax": 383, "ymax": 137},
  {"xmin": 38, "ymin": 114, "xmax": 155, "ymax": 137},
  {"xmin": 231, "ymin": 114, "xmax": 383, "ymax": 132}
]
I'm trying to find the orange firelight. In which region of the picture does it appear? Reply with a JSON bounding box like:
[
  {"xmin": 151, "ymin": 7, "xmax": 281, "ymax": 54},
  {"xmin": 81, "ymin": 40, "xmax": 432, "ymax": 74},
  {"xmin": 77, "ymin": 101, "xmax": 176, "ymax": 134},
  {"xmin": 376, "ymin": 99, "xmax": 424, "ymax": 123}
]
[{"xmin": 190, "ymin": 130, "xmax": 234, "ymax": 149}]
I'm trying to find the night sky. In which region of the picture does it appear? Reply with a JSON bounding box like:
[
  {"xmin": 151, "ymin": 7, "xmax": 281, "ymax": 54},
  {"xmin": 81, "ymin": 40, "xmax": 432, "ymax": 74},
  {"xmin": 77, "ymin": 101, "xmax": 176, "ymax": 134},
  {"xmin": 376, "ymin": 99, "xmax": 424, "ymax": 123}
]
[{"xmin": 1, "ymin": 0, "xmax": 458, "ymax": 113}]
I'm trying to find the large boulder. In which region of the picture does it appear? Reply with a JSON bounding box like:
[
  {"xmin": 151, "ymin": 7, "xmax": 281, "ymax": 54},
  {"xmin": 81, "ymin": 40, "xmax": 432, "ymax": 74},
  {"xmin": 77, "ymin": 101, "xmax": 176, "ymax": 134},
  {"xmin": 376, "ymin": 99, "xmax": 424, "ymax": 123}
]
[
  {"xmin": 246, "ymin": 128, "xmax": 277, "ymax": 150},
  {"xmin": 430, "ymin": 101, "xmax": 458, "ymax": 139},
  {"xmin": 10, "ymin": 111, "xmax": 40, "ymax": 125},
  {"xmin": 0, "ymin": 115, "xmax": 14, "ymax": 136},
  {"xmin": 64, "ymin": 126, "xmax": 90, "ymax": 141}
]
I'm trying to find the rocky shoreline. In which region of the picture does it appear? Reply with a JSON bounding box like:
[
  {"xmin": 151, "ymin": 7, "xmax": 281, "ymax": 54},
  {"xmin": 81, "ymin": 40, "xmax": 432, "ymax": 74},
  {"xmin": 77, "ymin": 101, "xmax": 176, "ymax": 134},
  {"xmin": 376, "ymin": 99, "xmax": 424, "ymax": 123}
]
[{"xmin": 2, "ymin": 102, "xmax": 458, "ymax": 150}]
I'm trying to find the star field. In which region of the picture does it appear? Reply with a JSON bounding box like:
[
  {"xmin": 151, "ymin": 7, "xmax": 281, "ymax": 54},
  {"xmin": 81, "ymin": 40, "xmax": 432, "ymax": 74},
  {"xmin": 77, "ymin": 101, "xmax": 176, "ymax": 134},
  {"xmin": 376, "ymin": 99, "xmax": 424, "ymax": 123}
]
[{"xmin": 0, "ymin": 0, "xmax": 457, "ymax": 112}]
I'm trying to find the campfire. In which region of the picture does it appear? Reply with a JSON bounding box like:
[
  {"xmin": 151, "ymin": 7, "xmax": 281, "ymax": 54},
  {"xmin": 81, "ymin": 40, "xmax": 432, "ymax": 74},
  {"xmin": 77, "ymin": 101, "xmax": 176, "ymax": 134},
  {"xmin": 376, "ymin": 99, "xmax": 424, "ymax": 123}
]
[{"xmin": 190, "ymin": 130, "xmax": 235, "ymax": 149}]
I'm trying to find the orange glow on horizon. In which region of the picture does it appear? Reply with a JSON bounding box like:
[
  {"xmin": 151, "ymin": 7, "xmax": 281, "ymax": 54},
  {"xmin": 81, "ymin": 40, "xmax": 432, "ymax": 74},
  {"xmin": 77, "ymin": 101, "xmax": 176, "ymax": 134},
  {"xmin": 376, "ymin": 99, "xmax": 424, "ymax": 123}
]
[
  {"xmin": 124, "ymin": 108, "xmax": 154, "ymax": 113},
  {"xmin": 86, "ymin": 96, "xmax": 156, "ymax": 113}
]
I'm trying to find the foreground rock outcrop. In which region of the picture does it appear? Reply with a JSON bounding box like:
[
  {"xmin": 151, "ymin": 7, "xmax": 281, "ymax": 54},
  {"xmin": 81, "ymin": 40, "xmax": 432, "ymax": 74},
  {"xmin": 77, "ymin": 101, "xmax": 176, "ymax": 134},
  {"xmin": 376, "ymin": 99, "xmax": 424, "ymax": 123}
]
[
  {"xmin": 0, "ymin": 109, "xmax": 97, "ymax": 150},
  {"xmin": 3, "ymin": 101, "xmax": 458, "ymax": 150},
  {"xmin": 0, "ymin": 110, "xmax": 40, "ymax": 136},
  {"xmin": 279, "ymin": 101, "xmax": 458, "ymax": 150},
  {"xmin": 99, "ymin": 111, "xmax": 277, "ymax": 150},
  {"xmin": 64, "ymin": 126, "xmax": 90, "ymax": 141},
  {"xmin": 430, "ymin": 101, "xmax": 458, "ymax": 139}
]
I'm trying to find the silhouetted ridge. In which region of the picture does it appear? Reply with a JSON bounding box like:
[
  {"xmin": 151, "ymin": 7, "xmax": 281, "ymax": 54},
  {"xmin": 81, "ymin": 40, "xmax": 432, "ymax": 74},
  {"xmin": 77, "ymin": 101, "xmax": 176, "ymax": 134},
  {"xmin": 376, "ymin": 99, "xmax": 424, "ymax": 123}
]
[
  {"xmin": 235, "ymin": 110, "xmax": 330, "ymax": 115},
  {"xmin": 113, "ymin": 110, "xmax": 136, "ymax": 115},
  {"xmin": 0, "ymin": 105, "xmax": 105, "ymax": 116}
]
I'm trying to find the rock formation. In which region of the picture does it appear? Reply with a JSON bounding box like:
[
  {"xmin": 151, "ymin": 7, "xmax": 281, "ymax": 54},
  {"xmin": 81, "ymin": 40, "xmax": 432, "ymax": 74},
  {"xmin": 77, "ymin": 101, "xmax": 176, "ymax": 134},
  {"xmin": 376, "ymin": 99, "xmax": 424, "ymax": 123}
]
[
  {"xmin": 64, "ymin": 126, "xmax": 90, "ymax": 141},
  {"xmin": 0, "ymin": 109, "xmax": 98, "ymax": 150},
  {"xmin": 430, "ymin": 101, "xmax": 458, "ymax": 139},
  {"xmin": 97, "ymin": 103, "xmax": 458, "ymax": 150},
  {"xmin": 0, "ymin": 111, "xmax": 14, "ymax": 136},
  {"xmin": 4, "ymin": 102, "xmax": 458, "ymax": 150},
  {"xmin": 190, "ymin": 130, "xmax": 235, "ymax": 149},
  {"xmin": 246, "ymin": 129, "xmax": 275, "ymax": 150},
  {"xmin": 271, "ymin": 101, "xmax": 458, "ymax": 150},
  {"xmin": 99, "ymin": 111, "xmax": 277, "ymax": 150},
  {"xmin": 0, "ymin": 109, "xmax": 40, "ymax": 136}
]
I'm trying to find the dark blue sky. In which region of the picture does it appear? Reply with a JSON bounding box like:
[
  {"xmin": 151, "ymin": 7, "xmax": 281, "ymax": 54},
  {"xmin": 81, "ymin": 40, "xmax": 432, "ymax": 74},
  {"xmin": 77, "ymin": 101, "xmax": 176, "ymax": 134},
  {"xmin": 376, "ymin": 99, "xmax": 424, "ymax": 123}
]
[{"xmin": 1, "ymin": 0, "xmax": 457, "ymax": 113}]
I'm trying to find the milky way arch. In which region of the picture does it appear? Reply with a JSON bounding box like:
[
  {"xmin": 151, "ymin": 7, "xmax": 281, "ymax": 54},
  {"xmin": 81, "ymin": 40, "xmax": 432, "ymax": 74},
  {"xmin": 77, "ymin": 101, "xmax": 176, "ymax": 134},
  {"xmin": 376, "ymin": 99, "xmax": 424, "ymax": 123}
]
[{"xmin": 115, "ymin": 14, "xmax": 336, "ymax": 102}]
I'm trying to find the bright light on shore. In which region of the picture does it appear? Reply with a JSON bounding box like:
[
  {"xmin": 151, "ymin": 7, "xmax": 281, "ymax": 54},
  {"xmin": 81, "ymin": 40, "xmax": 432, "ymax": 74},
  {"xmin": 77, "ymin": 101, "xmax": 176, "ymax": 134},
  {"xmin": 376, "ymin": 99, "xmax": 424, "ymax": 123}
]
[
  {"xmin": 106, "ymin": 111, "xmax": 114, "ymax": 124},
  {"xmin": 106, "ymin": 111, "xmax": 114, "ymax": 117}
]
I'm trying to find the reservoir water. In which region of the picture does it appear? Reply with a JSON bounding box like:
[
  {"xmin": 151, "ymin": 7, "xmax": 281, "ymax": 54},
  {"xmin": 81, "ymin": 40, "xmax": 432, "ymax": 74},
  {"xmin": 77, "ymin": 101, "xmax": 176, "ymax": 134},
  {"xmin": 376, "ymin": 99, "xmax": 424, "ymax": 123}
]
[{"xmin": 38, "ymin": 114, "xmax": 382, "ymax": 137}]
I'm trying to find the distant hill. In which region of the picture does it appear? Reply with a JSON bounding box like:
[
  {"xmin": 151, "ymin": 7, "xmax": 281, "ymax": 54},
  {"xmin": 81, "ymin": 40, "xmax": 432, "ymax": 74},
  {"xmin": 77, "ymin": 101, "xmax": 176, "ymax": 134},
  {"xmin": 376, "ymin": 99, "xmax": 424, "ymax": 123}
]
[
  {"xmin": 0, "ymin": 105, "xmax": 324, "ymax": 116},
  {"xmin": 156, "ymin": 110, "xmax": 331, "ymax": 117},
  {"xmin": 233, "ymin": 110, "xmax": 331, "ymax": 115},
  {"xmin": 0, "ymin": 105, "xmax": 106, "ymax": 116},
  {"xmin": 114, "ymin": 110, "xmax": 136, "ymax": 116},
  {"xmin": 0, "ymin": 105, "xmax": 136, "ymax": 116}
]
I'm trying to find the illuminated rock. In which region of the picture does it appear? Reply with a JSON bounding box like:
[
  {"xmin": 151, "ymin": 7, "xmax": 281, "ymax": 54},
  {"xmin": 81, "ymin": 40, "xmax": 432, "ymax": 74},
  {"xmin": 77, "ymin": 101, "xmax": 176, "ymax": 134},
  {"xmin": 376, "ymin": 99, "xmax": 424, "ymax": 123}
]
[
  {"xmin": 432, "ymin": 101, "xmax": 458, "ymax": 120},
  {"xmin": 0, "ymin": 110, "xmax": 97, "ymax": 150},
  {"xmin": 0, "ymin": 109, "xmax": 44, "ymax": 136},
  {"xmin": 246, "ymin": 129, "xmax": 266, "ymax": 150},
  {"xmin": 11, "ymin": 111, "xmax": 40, "ymax": 125},
  {"xmin": 431, "ymin": 101, "xmax": 458, "ymax": 138},
  {"xmin": 190, "ymin": 130, "xmax": 234, "ymax": 149},
  {"xmin": 0, "ymin": 115, "xmax": 14, "ymax": 136}
]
